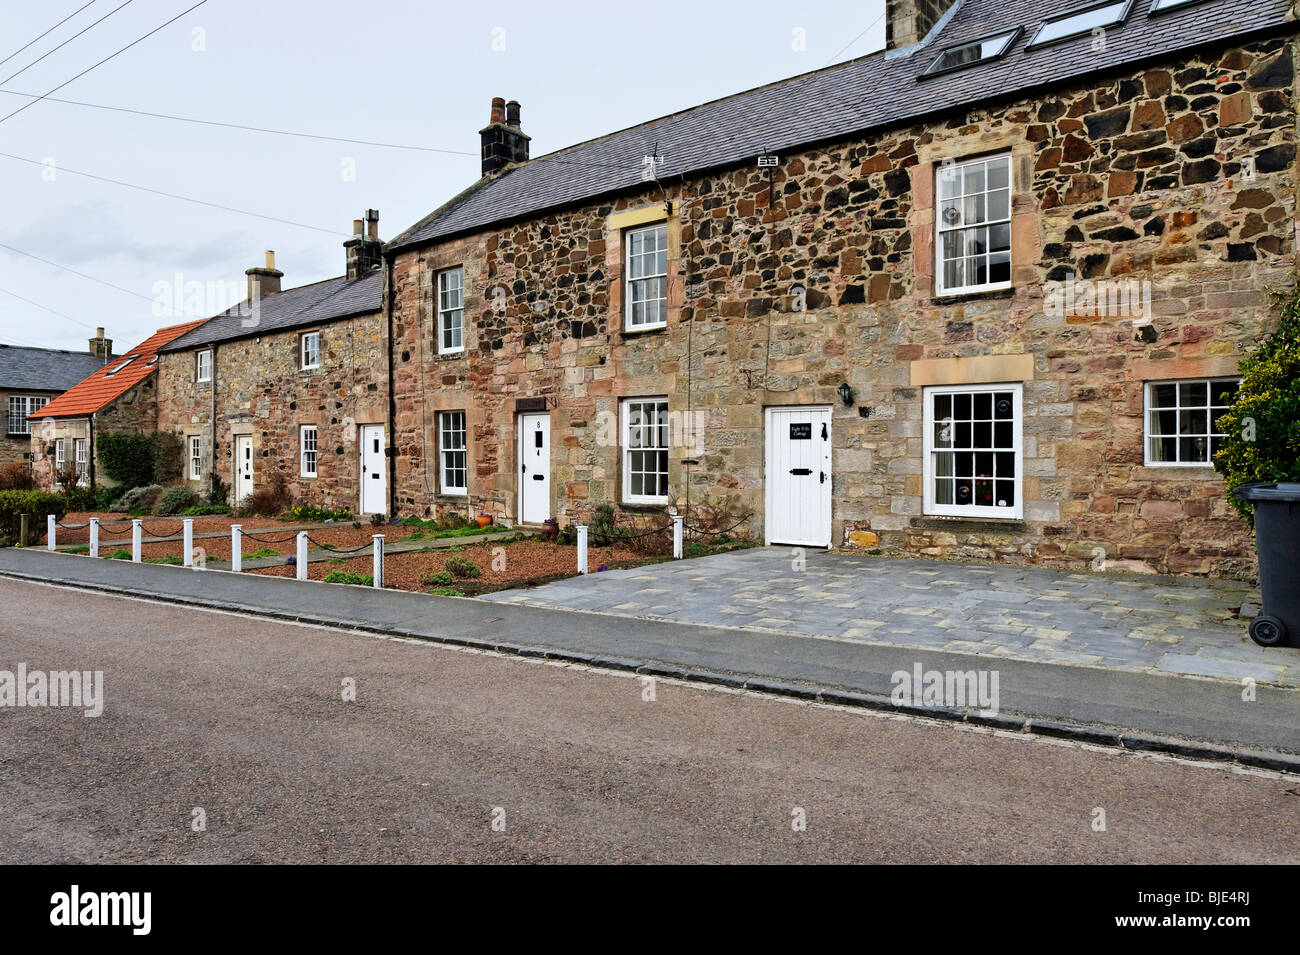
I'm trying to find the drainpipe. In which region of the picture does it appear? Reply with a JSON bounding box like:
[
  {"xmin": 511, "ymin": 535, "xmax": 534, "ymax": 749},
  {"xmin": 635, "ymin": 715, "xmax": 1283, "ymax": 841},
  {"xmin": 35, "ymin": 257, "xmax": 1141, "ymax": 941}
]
[
  {"xmin": 88, "ymin": 414, "xmax": 96, "ymax": 491},
  {"xmin": 210, "ymin": 343, "xmax": 218, "ymax": 497},
  {"xmin": 383, "ymin": 249, "xmax": 397, "ymax": 518}
]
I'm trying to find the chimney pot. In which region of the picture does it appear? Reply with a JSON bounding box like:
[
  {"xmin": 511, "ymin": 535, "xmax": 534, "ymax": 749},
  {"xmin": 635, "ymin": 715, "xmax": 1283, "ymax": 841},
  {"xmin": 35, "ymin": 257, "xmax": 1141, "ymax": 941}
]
[
  {"xmin": 353, "ymin": 219, "xmax": 364, "ymax": 236},
  {"xmin": 480, "ymin": 97, "xmax": 530, "ymax": 177},
  {"xmin": 345, "ymin": 210, "xmax": 383, "ymax": 280},
  {"xmin": 265, "ymin": 250, "xmax": 276, "ymax": 270},
  {"xmin": 506, "ymin": 100, "xmax": 521, "ymax": 128},
  {"xmin": 490, "ymin": 96, "xmax": 506, "ymax": 125}
]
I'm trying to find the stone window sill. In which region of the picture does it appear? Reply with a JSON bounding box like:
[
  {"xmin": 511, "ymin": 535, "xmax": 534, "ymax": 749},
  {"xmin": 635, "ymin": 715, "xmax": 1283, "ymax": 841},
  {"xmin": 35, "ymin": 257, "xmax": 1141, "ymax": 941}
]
[
  {"xmin": 930, "ymin": 287, "xmax": 1016, "ymax": 307},
  {"xmin": 910, "ymin": 516, "xmax": 1027, "ymax": 533}
]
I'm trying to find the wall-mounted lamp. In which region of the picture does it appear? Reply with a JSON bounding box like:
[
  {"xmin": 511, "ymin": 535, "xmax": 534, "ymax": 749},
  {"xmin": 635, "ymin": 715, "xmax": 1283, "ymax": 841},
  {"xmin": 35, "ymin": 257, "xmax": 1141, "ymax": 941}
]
[{"xmin": 837, "ymin": 382, "xmax": 854, "ymax": 407}]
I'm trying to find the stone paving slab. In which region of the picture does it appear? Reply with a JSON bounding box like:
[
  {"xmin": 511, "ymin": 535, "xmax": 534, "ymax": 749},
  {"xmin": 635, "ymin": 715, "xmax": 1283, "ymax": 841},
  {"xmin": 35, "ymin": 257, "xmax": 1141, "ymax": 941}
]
[{"xmin": 482, "ymin": 547, "xmax": 1296, "ymax": 687}]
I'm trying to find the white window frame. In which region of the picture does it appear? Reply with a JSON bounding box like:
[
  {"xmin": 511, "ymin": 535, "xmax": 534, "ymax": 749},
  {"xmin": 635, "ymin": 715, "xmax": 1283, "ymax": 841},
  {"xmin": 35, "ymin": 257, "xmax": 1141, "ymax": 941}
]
[
  {"xmin": 300, "ymin": 331, "xmax": 321, "ymax": 370},
  {"xmin": 437, "ymin": 267, "xmax": 464, "ymax": 355},
  {"xmin": 300, "ymin": 425, "xmax": 318, "ymax": 478},
  {"xmin": 923, "ymin": 383, "xmax": 1023, "ymax": 520},
  {"xmin": 54, "ymin": 438, "xmax": 66, "ymax": 471},
  {"xmin": 74, "ymin": 438, "xmax": 88, "ymax": 485},
  {"xmin": 621, "ymin": 397, "xmax": 670, "ymax": 505},
  {"xmin": 1143, "ymin": 377, "xmax": 1239, "ymax": 468},
  {"xmin": 189, "ymin": 435, "xmax": 203, "ymax": 481},
  {"xmin": 7, "ymin": 395, "xmax": 47, "ymax": 436},
  {"xmin": 624, "ymin": 223, "xmax": 669, "ymax": 331},
  {"xmin": 439, "ymin": 411, "xmax": 467, "ymax": 495},
  {"xmin": 196, "ymin": 349, "xmax": 212, "ymax": 383},
  {"xmin": 935, "ymin": 153, "xmax": 1013, "ymax": 297}
]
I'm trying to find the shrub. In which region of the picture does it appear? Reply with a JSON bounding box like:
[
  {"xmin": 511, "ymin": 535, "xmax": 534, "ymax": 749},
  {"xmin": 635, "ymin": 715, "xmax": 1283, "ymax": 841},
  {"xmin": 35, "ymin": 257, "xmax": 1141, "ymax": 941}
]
[
  {"xmin": 65, "ymin": 544, "xmax": 89, "ymax": 554},
  {"xmin": 111, "ymin": 484, "xmax": 162, "ymax": 514},
  {"xmin": 53, "ymin": 460, "xmax": 82, "ymax": 497},
  {"xmin": 151, "ymin": 432, "xmax": 185, "ymax": 486},
  {"xmin": 420, "ymin": 570, "xmax": 454, "ymax": 587},
  {"xmin": 182, "ymin": 504, "xmax": 230, "ymax": 516},
  {"xmin": 154, "ymin": 485, "xmax": 200, "ymax": 516},
  {"xmin": 290, "ymin": 503, "xmax": 353, "ymax": 522},
  {"xmin": 246, "ymin": 547, "xmax": 280, "ymax": 559},
  {"xmin": 236, "ymin": 470, "xmax": 292, "ymax": 517},
  {"xmin": 322, "ymin": 570, "xmax": 373, "ymax": 586},
  {"xmin": 106, "ymin": 548, "xmax": 133, "ymax": 560},
  {"xmin": 208, "ymin": 473, "xmax": 230, "ymax": 507},
  {"xmin": 1215, "ymin": 280, "xmax": 1300, "ymax": 527},
  {"xmin": 424, "ymin": 587, "xmax": 463, "ymax": 597},
  {"xmin": 444, "ymin": 554, "xmax": 481, "ymax": 579},
  {"xmin": 369, "ymin": 512, "xmax": 386, "ymax": 526},
  {"xmin": 92, "ymin": 484, "xmax": 128, "ymax": 511},
  {"xmin": 0, "ymin": 490, "xmax": 67, "ymax": 539},
  {"xmin": 146, "ymin": 555, "xmax": 183, "ymax": 565},
  {"xmin": 97, "ymin": 432, "xmax": 155, "ymax": 488},
  {"xmin": 0, "ymin": 462, "xmax": 35, "ymax": 491}
]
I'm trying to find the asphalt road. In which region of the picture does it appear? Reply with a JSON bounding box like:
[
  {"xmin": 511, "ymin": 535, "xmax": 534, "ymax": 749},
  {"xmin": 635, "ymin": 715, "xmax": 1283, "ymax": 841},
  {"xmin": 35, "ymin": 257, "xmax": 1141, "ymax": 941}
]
[{"xmin": 1, "ymin": 578, "xmax": 1297, "ymax": 864}]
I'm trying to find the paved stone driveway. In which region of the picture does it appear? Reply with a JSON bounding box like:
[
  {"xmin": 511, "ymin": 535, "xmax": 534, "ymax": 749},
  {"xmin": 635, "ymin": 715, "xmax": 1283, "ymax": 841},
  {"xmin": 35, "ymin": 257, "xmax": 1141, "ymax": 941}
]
[{"xmin": 483, "ymin": 548, "xmax": 1299, "ymax": 687}]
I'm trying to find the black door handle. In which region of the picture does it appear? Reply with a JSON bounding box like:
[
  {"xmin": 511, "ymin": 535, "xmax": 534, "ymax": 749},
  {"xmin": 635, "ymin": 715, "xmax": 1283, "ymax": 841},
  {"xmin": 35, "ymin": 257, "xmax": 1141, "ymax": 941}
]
[{"xmin": 820, "ymin": 471, "xmax": 826, "ymax": 484}]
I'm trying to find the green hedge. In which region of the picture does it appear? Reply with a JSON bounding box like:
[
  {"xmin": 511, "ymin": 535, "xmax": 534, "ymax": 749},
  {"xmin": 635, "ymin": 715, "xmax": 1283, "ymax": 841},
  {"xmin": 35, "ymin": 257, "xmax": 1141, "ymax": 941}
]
[
  {"xmin": 0, "ymin": 490, "xmax": 67, "ymax": 540},
  {"xmin": 97, "ymin": 431, "xmax": 188, "ymax": 489}
]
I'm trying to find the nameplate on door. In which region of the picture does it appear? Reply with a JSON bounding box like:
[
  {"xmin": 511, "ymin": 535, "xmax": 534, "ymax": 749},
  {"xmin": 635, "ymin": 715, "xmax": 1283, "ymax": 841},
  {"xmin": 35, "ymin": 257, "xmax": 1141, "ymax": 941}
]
[
  {"xmin": 789, "ymin": 423, "xmax": 812, "ymax": 439},
  {"xmin": 532, "ymin": 474, "xmax": 545, "ymax": 481},
  {"xmin": 790, "ymin": 468, "xmax": 812, "ymax": 476}
]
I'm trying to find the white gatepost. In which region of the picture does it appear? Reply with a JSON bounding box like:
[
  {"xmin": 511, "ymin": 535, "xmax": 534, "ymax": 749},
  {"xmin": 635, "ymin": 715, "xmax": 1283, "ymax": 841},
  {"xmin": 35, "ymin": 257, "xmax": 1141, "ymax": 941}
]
[
  {"xmin": 182, "ymin": 518, "xmax": 195, "ymax": 568},
  {"xmin": 673, "ymin": 515, "xmax": 684, "ymax": 559},
  {"xmin": 577, "ymin": 524, "xmax": 588, "ymax": 575},
  {"xmin": 132, "ymin": 519, "xmax": 143, "ymax": 563},
  {"xmin": 47, "ymin": 515, "xmax": 55, "ymax": 551},
  {"xmin": 89, "ymin": 518, "xmax": 99, "ymax": 558},
  {"xmin": 231, "ymin": 525, "xmax": 242, "ymax": 573},
  {"xmin": 372, "ymin": 535, "xmax": 384, "ymax": 588},
  {"xmin": 296, "ymin": 531, "xmax": 308, "ymax": 581}
]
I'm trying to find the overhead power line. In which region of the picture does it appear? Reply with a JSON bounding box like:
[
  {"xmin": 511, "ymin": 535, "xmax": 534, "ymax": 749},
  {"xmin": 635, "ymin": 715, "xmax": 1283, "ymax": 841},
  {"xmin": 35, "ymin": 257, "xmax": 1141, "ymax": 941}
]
[
  {"xmin": 0, "ymin": 240, "xmax": 155, "ymax": 304},
  {"xmin": 0, "ymin": 0, "xmax": 208, "ymax": 128},
  {"xmin": 0, "ymin": 283, "xmax": 100, "ymax": 330},
  {"xmin": 0, "ymin": 0, "xmax": 134, "ymax": 89},
  {"xmin": 0, "ymin": 1, "xmax": 101, "ymax": 71}
]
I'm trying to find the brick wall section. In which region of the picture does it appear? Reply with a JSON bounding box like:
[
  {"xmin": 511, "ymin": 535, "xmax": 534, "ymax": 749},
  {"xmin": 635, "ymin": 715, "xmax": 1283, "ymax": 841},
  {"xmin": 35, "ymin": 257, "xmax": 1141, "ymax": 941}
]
[
  {"xmin": 156, "ymin": 313, "xmax": 386, "ymax": 511},
  {"xmin": 391, "ymin": 35, "xmax": 1294, "ymax": 577}
]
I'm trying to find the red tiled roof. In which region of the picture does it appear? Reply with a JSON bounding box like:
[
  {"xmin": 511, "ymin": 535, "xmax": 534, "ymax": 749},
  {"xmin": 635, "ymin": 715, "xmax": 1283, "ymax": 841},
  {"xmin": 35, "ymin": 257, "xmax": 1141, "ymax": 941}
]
[{"xmin": 36, "ymin": 320, "xmax": 207, "ymax": 418}]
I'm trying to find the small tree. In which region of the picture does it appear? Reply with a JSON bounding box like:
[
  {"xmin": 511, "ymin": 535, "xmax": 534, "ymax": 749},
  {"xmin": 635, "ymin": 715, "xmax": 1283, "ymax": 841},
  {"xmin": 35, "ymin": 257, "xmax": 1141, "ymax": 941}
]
[{"xmin": 1214, "ymin": 279, "xmax": 1300, "ymax": 527}]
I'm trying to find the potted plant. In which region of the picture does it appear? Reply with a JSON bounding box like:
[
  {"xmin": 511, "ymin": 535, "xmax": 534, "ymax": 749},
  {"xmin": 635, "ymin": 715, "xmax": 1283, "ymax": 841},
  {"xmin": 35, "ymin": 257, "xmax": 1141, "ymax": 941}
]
[
  {"xmin": 476, "ymin": 513, "xmax": 493, "ymax": 528},
  {"xmin": 542, "ymin": 517, "xmax": 559, "ymax": 539}
]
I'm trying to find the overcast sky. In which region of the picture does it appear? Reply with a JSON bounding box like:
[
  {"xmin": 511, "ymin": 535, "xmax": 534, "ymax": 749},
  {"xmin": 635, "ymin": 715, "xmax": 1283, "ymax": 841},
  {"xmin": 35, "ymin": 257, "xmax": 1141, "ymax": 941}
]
[{"xmin": 0, "ymin": 0, "xmax": 885, "ymax": 355}]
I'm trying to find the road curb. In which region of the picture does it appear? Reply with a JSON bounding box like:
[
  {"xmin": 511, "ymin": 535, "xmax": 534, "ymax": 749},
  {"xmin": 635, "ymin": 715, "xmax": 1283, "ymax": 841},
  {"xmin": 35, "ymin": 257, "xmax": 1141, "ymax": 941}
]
[{"xmin": 4, "ymin": 565, "xmax": 1297, "ymax": 776}]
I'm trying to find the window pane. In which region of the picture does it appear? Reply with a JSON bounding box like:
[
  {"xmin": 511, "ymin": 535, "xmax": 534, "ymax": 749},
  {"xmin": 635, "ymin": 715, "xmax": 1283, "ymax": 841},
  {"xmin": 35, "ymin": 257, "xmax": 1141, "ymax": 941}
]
[
  {"xmin": 1179, "ymin": 382, "xmax": 1208, "ymax": 406},
  {"xmin": 1151, "ymin": 383, "xmax": 1178, "ymax": 408},
  {"xmin": 1179, "ymin": 409, "xmax": 1208, "ymax": 435}
]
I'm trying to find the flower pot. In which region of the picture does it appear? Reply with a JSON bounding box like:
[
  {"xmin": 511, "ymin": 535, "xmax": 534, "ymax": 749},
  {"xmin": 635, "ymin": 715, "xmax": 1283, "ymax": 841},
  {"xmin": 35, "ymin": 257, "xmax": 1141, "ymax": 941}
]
[
  {"xmin": 542, "ymin": 518, "xmax": 559, "ymax": 539},
  {"xmin": 476, "ymin": 514, "xmax": 492, "ymax": 528}
]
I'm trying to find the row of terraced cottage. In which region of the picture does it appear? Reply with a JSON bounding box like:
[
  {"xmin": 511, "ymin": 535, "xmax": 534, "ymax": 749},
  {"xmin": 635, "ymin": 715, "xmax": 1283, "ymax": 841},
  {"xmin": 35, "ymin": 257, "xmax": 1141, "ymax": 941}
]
[{"xmin": 37, "ymin": 0, "xmax": 1300, "ymax": 579}]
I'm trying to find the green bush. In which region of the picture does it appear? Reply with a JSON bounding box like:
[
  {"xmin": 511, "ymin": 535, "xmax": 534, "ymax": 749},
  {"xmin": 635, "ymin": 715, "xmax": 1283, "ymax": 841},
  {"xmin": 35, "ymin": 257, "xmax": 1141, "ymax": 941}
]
[
  {"xmin": 444, "ymin": 554, "xmax": 481, "ymax": 579},
  {"xmin": 65, "ymin": 544, "xmax": 89, "ymax": 554},
  {"xmin": 322, "ymin": 570, "xmax": 373, "ymax": 586},
  {"xmin": 146, "ymin": 555, "xmax": 183, "ymax": 565},
  {"xmin": 246, "ymin": 547, "xmax": 280, "ymax": 559},
  {"xmin": 110, "ymin": 485, "xmax": 162, "ymax": 513},
  {"xmin": 419, "ymin": 570, "xmax": 454, "ymax": 587},
  {"xmin": 0, "ymin": 490, "xmax": 66, "ymax": 539},
  {"xmin": 154, "ymin": 485, "xmax": 200, "ymax": 516},
  {"xmin": 151, "ymin": 432, "xmax": 185, "ymax": 486},
  {"xmin": 1215, "ymin": 280, "xmax": 1300, "ymax": 527},
  {"xmin": 106, "ymin": 548, "xmax": 133, "ymax": 560},
  {"xmin": 424, "ymin": 587, "xmax": 463, "ymax": 597},
  {"xmin": 97, "ymin": 432, "xmax": 155, "ymax": 488},
  {"xmin": 182, "ymin": 504, "xmax": 230, "ymax": 516}
]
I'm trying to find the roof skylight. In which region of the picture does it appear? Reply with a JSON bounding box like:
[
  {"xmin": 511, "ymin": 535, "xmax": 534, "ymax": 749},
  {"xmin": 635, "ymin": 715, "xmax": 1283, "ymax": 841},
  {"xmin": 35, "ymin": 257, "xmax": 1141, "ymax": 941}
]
[
  {"xmin": 1027, "ymin": 0, "xmax": 1135, "ymax": 48},
  {"xmin": 1150, "ymin": 0, "xmax": 1209, "ymax": 11},
  {"xmin": 105, "ymin": 356, "xmax": 137, "ymax": 377},
  {"xmin": 923, "ymin": 28, "xmax": 1022, "ymax": 77}
]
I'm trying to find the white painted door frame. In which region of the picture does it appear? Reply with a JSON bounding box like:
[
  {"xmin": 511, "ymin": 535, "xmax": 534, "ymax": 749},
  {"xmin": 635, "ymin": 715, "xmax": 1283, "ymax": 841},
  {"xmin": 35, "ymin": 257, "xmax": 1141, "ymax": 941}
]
[
  {"xmin": 764, "ymin": 405, "xmax": 833, "ymax": 547},
  {"xmin": 517, "ymin": 412, "xmax": 551, "ymax": 524},
  {"xmin": 359, "ymin": 424, "xmax": 387, "ymax": 516},
  {"xmin": 234, "ymin": 434, "xmax": 254, "ymax": 504}
]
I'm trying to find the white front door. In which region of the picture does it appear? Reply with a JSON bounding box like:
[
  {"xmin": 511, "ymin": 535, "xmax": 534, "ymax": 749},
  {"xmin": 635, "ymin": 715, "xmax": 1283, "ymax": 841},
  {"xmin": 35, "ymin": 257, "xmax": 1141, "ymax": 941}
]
[
  {"xmin": 360, "ymin": 425, "xmax": 386, "ymax": 516},
  {"xmin": 765, "ymin": 406, "xmax": 832, "ymax": 547},
  {"xmin": 234, "ymin": 435, "xmax": 254, "ymax": 504},
  {"xmin": 518, "ymin": 413, "xmax": 551, "ymax": 524}
]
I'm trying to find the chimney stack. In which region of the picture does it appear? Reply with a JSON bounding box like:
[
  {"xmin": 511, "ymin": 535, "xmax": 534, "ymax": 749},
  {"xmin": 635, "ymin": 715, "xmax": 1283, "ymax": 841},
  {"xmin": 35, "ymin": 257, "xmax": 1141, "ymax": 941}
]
[
  {"xmin": 345, "ymin": 209, "xmax": 383, "ymax": 281},
  {"xmin": 88, "ymin": 327, "xmax": 112, "ymax": 360},
  {"xmin": 480, "ymin": 96, "xmax": 530, "ymax": 177},
  {"xmin": 246, "ymin": 249, "xmax": 284, "ymax": 302},
  {"xmin": 886, "ymin": 0, "xmax": 954, "ymax": 52}
]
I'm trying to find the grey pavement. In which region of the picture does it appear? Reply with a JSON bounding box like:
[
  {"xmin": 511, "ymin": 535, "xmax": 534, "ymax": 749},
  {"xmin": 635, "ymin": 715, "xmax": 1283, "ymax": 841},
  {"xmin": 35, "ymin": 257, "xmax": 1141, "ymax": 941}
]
[
  {"xmin": 483, "ymin": 548, "xmax": 1292, "ymax": 686},
  {"xmin": 0, "ymin": 546, "xmax": 1297, "ymax": 764}
]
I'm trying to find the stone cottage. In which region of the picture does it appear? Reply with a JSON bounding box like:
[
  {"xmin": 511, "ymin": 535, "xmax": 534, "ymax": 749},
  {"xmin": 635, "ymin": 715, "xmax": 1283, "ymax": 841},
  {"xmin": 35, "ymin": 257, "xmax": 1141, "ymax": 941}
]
[
  {"xmin": 30, "ymin": 321, "xmax": 205, "ymax": 489},
  {"xmin": 155, "ymin": 215, "xmax": 386, "ymax": 514},
  {"xmin": 381, "ymin": 0, "xmax": 1298, "ymax": 578},
  {"xmin": 0, "ymin": 331, "xmax": 114, "ymax": 468}
]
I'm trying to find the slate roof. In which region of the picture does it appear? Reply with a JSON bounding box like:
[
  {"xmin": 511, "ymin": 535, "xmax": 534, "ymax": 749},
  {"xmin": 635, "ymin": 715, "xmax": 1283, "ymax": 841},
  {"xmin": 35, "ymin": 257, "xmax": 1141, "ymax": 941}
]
[
  {"xmin": 390, "ymin": 0, "xmax": 1296, "ymax": 251},
  {"xmin": 38, "ymin": 321, "xmax": 207, "ymax": 419},
  {"xmin": 158, "ymin": 271, "xmax": 382, "ymax": 353},
  {"xmin": 0, "ymin": 344, "xmax": 115, "ymax": 393}
]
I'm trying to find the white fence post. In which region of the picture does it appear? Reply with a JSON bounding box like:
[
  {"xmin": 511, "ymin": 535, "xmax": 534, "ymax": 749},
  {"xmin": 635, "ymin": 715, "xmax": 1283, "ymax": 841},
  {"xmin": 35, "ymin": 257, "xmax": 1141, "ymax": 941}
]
[
  {"xmin": 577, "ymin": 524, "xmax": 588, "ymax": 575},
  {"xmin": 673, "ymin": 515, "xmax": 684, "ymax": 559},
  {"xmin": 47, "ymin": 514, "xmax": 55, "ymax": 551},
  {"xmin": 89, "ymin": 518, "xmax": 99, "ymax": 558},
  {"xmin": 231, "ymin": 525, "xmax": 242, "ymax": 573},
  {"xmin": 182, "ymin": 518, "xmax": 194, "ymax": 568},
  {"xmin": 132, "ymin": 519, "xmax": 143, "ymax": 563},
  {"xmin": 296, "ymin": 531, "xmax": 308, "ymax": 581},
  {"xmin": 372, "ymin": 535, "xmax": 384, "ymax": 588}
]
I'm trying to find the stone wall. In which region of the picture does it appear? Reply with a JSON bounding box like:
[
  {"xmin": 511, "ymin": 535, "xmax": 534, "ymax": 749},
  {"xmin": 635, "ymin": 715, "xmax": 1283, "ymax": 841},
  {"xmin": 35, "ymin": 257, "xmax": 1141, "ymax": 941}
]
[
  {"xmin": 0, "ymin": 389, "xmax": 60, "ymax": 467},
  {"xmin": 156, "ymin": 313, "xmax": 387, "ymax": 512},
  {"xmin": 389, "ymin": 34, "xmax": 1295, "ymax": 577}
]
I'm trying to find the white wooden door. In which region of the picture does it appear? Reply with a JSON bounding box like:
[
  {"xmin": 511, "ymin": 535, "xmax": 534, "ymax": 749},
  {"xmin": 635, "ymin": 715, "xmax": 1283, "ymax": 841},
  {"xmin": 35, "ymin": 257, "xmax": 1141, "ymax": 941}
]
[
  {"xmin": 359, "ymin": 425, "xmax": 386, "ymax": 516},
  {"xmin": 765, "ymin": 406, "xmax": 832, "ymax": 547},
  {"xmin": 234, "ymin": 435, "xmax": 254, "ymax": 504},
  {"xmin": 518, "ymin": 413, "xmax": 551, "ymax": 524}
]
